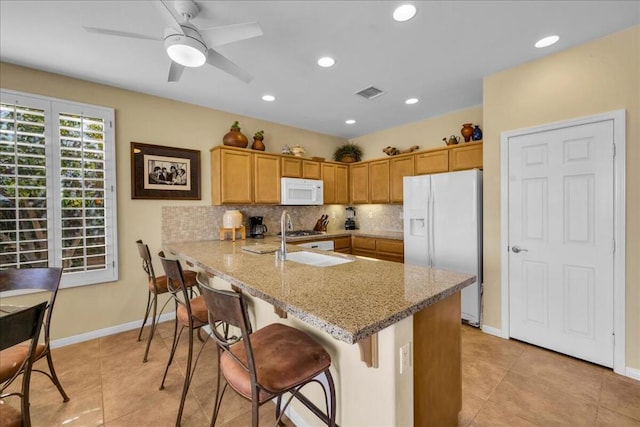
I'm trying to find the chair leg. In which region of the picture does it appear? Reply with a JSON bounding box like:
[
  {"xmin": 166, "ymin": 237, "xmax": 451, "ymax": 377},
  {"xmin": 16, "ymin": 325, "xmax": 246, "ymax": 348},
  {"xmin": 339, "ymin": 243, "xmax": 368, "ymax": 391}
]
[
  {"xmin": 160, "ymin": 317, "xmax": 182, "ymax": 390},
  {"xmin": 324, "ymin": 369, "xmax": 337, "ymax": 427},
  {"xmin": 44, "ymin": 350, "xmax": 70, "ymax": 402},
  {"xmin": 210, "ymin": 351, "xmax": 228, "ymax": 427},
  {"xmin": 175, "ymin": 326, "xmax": 194, "ymax": 427},
  {"xmin": 137, "ymin": 290, "xmax": 153, "ymax": 342},
  {"xmin": 142, "ymin": 291, "xmax": 158, "ymax": 363}
]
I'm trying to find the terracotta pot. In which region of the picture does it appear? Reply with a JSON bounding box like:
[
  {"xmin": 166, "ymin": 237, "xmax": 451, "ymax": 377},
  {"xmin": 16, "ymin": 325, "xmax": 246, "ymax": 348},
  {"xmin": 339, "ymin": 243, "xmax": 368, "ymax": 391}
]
[
  {"xmin": 461, "ymin": 123, "xmax": 473, "ymax": 143},
  {"xmin": 223, "ymin": 127, "xmax": 248, "ymax": 148},
  {"xmin": 252, "ymin": 137, "xmax": 265, "ymax": 151}
]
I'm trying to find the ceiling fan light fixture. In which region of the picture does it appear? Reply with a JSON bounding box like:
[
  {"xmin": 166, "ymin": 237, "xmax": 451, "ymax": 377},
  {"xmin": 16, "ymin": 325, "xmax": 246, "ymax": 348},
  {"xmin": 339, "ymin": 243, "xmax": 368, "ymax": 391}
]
[{"xmin": 165, "ymin": 35, "xmax": 207, "ymax": 67}]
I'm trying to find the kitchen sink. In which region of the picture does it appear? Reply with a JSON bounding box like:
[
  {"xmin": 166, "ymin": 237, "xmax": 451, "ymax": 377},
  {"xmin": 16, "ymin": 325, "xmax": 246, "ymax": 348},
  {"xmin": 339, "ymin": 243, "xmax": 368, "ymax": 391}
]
[{"xmin": 286, "ymin": 251, "xmax": 353, "ymax": 267}]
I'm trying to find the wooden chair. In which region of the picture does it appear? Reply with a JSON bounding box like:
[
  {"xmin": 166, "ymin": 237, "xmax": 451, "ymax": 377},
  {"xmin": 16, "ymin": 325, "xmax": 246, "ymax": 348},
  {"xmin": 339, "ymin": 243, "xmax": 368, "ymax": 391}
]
[
  {"xmin": 0, "ymin": 302, "xmax": 47, "ymax": 427},
  {"xmin": 0, "ymin": 268, "xmax": 69, "ymax": 402},
  {"xmin": 199, "ymin": 283, "xmax": 337, "ymax": 427},
  {"xmin": 157, "ymin": 252, "xmax": 210, "ymax": 427},
  {"xmin": 135, "ymin": 240, "xmax": 198, "ymax": 363}
]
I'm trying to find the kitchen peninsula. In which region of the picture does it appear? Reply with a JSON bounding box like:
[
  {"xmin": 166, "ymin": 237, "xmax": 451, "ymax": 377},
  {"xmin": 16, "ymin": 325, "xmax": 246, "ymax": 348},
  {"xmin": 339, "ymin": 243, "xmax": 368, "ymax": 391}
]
[{"xmin": 167, "ymin": 239, "xmax": 475, "ymax": 426}]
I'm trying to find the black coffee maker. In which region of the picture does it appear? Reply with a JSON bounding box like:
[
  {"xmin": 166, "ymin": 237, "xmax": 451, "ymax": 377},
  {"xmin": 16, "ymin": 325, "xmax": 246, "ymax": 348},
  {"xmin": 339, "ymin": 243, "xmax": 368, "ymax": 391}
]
[{"xmin": 249, "ymin": 216, "xmax": 268, "ymax": 238}]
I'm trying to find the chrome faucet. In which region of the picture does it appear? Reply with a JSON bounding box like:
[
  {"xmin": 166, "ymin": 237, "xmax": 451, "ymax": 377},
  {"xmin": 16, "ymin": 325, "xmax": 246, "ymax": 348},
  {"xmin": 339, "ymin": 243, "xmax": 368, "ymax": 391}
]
[{"xmin": 278, "ymin": 209, "xmax": 292, "ymax": 261}]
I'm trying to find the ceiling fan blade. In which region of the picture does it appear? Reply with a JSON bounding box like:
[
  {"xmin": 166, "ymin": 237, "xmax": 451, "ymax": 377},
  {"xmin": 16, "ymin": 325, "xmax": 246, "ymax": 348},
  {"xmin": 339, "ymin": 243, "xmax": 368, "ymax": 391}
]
[
  {"xmin": 83, "ymin": 26, "xmax": 162, "ymax": 41},
  {"xmin": 155, "ymin": 1, "xmax": 185, "ymax": 34},
  {"xmin": 168, "ymin": 61, "xmax": 185, "ymax": 82},
  {"xmin": 199, "ymin": 22, "xmax": 263, "ymax": 47},
  {"xmin": 206, "ymin": 49, "xmax": 253, "ymax": 83}
]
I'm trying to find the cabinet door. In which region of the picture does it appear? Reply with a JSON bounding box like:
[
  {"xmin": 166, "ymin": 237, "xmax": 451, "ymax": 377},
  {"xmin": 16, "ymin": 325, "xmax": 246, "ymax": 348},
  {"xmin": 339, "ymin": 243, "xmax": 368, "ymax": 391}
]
[
  {"xmin": 281, "ymin": 157, "xmax": 302, "ymax": 177},
  {"xmin": 254, "ymin": 153, "xmax": 281, "ymax": 204},
  {"xmin": 334, "ymin": 236, "xmax": 351, "ymax": 253},
  {"xmin": 350, "ymin": 163, "xmax": 369, "ymax": 204},
  {"xmin": 415, "ymin": 150, "xmax": 449, "ymax": 175},
  {"xmin": 303, "ymin": 160, "xmax": 321, "ymax": 179},
  {"xmin": 369, "ymin": 159, "xmax": 390, "ymax": 203},
  {"xmin": 335, "ymin": 165, "xmax": 349, "ymax": 204},
  {"xmin": 376, "ymin": 238, "xmax": 404, "ymax": 263},
  {"xmin": 322, "ymin": 163, "xmax": 337, "ymax": 204},
  {"xmin": 390, "ymin": 156, "xmax": 414, "ymax": 203},
  {"xmin": 449, "ymin": 143, "xmax": 483, "ymax": 171},
  {"xmin": 212, "ymin": 148, "xmax": 252, "ymax": 205}
]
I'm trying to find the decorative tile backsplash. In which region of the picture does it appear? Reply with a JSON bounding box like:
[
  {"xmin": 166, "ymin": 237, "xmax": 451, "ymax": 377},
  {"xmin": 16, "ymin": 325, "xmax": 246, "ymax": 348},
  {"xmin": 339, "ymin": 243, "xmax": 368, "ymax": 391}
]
[{"xmin": 162, "ymin": 204, "xmax": 403, "ymax": 244}]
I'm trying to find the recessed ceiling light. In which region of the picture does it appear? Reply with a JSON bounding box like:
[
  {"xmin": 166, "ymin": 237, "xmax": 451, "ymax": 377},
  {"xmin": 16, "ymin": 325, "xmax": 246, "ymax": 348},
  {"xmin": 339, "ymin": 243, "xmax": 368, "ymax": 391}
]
[
  {"xmin": 405, "ymin": 98, "xmax": 419, "ymax": 105},
  {"xmin": 262, "ymin": 95, "xmax": 276, "ymax": 102},
  {"xmin": 535, "ymin": 35, "xmax": 560, "ymax": 48},
  {"xmin": 393, "ymin": 4, "xmax": 417, "ymax": 22},
  {"xmin": 317, "ymin": 57, "xmax": 336, "ymax": 67},
  {"xmin": 345, "ymin": 119, "xmax": 356, "ymax": 125}
]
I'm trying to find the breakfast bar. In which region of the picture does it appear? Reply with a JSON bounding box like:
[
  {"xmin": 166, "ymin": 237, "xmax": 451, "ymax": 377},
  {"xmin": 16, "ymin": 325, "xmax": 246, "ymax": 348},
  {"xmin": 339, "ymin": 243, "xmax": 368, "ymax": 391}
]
[{"xmin": 166, "ymin": 239, "xmax": 475, "ymax": 426}]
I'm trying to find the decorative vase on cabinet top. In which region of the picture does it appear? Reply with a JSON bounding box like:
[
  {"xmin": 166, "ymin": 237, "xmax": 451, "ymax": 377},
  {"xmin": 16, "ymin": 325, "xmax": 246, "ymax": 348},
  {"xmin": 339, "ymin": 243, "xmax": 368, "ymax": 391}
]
[
  {"xmin": 252, "ymin": 137, "xmax": 265, "ymax": 151},
  {"xmin": 461, "ymin": 123, "xmax": 473, "ymax": 143},
  {"xmin": 223, "ymin": 123, "xmax": 248, "ymax": 148},
  {"xmin": 472, "ymin": 125, "xmax": 482, "ymax": 141}
]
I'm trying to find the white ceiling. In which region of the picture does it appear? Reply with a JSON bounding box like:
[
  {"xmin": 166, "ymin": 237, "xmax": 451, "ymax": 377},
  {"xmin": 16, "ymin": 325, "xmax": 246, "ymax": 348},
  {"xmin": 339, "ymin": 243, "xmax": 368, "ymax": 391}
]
[{"xmin": 1, "ymin": 1, "xmax": 638, "ymax": 139}]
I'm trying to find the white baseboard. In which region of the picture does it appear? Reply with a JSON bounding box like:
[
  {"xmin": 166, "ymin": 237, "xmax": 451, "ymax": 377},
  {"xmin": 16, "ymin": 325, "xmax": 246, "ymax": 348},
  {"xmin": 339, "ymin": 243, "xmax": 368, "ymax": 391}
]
[
  {"xmin": 626, "ymin": 367, "xmax": 640, "ymax": 381},
  {"xmin": 480, "ymin": 324, "xmax": 507, "ymax": 339},
  {"xmin": 50, "ymin": 312, "xmax": 175, "ymax": 349}
]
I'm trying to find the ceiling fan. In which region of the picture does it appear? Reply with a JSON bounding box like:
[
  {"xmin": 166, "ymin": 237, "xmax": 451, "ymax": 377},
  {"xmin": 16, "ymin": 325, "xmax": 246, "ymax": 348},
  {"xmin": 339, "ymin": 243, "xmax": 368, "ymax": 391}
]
[{"xmin": 83, "ymin": 0, "xmax": 262, "ymax": 83}]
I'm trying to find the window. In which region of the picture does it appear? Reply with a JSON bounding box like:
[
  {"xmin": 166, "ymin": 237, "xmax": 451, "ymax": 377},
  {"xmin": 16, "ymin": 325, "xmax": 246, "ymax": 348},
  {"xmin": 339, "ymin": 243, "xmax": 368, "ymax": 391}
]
[{"xmin": 0, "ymin": 90, "xmax": 118, "ymax": 287}]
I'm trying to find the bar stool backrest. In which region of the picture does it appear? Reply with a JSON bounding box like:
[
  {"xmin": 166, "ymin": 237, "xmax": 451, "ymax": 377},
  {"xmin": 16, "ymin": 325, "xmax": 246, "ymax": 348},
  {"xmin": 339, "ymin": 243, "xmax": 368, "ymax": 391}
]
[{"xmin": 157, "ymin": 252, "xmax": 193, "ymax": 323}]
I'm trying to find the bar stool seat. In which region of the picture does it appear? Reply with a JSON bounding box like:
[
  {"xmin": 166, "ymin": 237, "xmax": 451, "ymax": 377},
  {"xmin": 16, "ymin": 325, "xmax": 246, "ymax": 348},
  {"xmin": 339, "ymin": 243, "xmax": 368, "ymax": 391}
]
[
  {"xmin": 221, "ymin": 323, "xmax": 331, "ymax": 403},
  {"xmin": 149, "ymin": 270, "xmax": 197, "ymax": 294}
]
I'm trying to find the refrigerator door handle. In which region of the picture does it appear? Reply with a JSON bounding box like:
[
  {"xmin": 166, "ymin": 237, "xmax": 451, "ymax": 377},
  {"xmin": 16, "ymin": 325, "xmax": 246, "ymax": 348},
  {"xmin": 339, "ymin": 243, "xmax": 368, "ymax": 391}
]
[{"xmin": 429, "ymin": 190, "xmax": 435, "ymax": 267}]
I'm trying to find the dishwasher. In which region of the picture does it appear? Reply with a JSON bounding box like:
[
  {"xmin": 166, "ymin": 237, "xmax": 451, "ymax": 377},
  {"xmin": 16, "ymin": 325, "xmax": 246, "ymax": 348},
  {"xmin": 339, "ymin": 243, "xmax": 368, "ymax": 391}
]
[{"xmin": 296, "ymin": 240, "xmax": 335, "ymax": 251}]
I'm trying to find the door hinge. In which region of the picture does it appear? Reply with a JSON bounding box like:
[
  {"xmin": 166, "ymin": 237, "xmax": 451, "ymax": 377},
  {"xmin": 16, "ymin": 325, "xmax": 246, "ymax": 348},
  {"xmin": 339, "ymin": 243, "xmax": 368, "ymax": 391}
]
[{"xmin": 612, "ymin": 143, "xmax": 616, "ymax": 157}]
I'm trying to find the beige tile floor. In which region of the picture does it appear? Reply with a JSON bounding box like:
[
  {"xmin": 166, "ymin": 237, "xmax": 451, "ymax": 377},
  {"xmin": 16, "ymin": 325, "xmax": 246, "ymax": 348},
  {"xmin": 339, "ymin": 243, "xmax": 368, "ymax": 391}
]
[{"xmin": 3, "ymin": 323, "xmax": 640, "ymax": 426}]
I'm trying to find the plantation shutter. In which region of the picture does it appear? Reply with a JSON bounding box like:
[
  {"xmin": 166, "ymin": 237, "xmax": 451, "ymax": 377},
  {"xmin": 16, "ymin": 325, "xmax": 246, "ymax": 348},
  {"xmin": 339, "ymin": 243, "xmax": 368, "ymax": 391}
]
[{"xmin": 0, "ymin": 90, "xmax": 118, "ymax": 288}]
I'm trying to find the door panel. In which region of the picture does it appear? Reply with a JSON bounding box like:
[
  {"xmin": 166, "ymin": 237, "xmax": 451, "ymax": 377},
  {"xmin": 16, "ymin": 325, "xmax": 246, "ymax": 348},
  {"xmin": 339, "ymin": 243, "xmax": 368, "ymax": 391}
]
[{"xmin": 508, "ymin": 120, "xmax": 614, "ymax": 367}]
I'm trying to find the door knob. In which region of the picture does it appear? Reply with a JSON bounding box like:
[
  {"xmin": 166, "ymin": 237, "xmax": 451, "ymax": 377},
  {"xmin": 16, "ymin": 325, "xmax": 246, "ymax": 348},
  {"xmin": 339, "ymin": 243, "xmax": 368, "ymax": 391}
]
[{"xmin": 512, "ymin": 246, "xmax": 529, "ymax": 253}]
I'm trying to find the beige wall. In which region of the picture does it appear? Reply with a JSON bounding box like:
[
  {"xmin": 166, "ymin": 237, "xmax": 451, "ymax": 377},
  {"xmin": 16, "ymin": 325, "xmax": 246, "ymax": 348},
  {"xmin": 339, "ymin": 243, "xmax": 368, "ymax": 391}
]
[
  {"xmin": 483, "ymin": 26, "xmax": 639, "ymax": 370},
  {"xmin": 0, "ymin": 62, "xmax": 345, "ymax": 339},
  {"xmin": 352, "ymin": 106, "xmax": 483, "ymax": 160}
]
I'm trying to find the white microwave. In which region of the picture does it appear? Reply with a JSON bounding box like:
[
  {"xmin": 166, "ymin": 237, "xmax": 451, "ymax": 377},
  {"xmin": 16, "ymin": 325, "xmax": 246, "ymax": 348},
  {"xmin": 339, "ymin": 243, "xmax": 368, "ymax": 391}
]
[{"xmin": 281, "ymin": 177, "xmax": 323, "ymax": 205}]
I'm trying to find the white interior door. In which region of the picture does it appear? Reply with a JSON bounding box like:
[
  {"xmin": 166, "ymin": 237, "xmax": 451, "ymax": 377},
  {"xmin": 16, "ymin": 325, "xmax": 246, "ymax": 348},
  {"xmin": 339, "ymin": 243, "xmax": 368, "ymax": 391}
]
[{"xmin": 507, "ymin": 120, "xmax": 615, "ymax": 367}]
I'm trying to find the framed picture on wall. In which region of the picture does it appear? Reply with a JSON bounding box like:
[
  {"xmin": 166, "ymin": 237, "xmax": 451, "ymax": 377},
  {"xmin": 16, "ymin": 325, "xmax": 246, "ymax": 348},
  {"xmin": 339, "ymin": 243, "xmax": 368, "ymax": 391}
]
[{"xmin": 130, "ymin": 142, "xmax": 201, "ymax": 200}]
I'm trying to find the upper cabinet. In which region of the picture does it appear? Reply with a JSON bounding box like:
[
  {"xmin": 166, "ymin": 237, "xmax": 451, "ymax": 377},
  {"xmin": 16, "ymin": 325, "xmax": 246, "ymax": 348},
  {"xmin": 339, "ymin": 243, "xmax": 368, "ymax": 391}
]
[
  {"xmin": 449, "ymin": 143, "xmax": 483, "ymax": 171},
  {"xmin": 369, "ymin": 159, "xmax": 390, "ymax": 204},
  {"xmin": 302, "ymin": 160, "xmax": 322, "ymax": 179},
  {"xmin": 322, "ymin": 162, "xmax": 349, "ymax": 204},
  {"xmin": 211, "ymin": 146, "xmax": 280, "ymax": 205},
  {"xmin": 281, "ymin": 157, "xmax": 322, "ymax": 179},
  {"xmin": 390, "ymin": 156, "xmax": 414, "ymax": 203},
  {"xmin": 415, "ymin": 150, "xmax": 449, "ymax": 175},
  {"xmin": 350, "ymin": 163, "xmax": 369, "ymax": 204}
]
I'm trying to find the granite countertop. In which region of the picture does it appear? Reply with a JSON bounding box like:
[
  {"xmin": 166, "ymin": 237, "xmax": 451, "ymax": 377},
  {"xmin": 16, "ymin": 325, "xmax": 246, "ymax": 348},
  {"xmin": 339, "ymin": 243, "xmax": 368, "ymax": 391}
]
[{"xmin": 166, "ymin": 239, "xmax": 474, "ymax": 344}]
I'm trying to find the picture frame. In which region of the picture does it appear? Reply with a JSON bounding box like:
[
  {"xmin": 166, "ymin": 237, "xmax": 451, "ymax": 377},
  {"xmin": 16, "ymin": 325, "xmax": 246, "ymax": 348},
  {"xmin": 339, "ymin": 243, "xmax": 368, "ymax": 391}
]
[{"xmin": 130, "ymin": 142, "xmax": 201, "ymax": 200}]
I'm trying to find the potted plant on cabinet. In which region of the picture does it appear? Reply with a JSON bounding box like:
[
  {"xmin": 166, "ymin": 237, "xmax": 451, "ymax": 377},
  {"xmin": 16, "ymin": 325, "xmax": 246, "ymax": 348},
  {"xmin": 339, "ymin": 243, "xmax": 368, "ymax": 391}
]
[
  {"xmin": 252, "ymin": 130, "xmax": 265, "ymax": 151},
  {"xmin": 333, "ymin": 142, "xmax": 363, "ymax": 163}
]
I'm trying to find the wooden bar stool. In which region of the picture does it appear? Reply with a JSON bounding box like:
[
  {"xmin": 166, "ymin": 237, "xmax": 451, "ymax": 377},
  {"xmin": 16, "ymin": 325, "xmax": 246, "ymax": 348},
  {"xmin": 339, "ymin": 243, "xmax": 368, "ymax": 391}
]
[{"xmin": 199, "ymin": 283, "xmax": 337, "ymax": 427}]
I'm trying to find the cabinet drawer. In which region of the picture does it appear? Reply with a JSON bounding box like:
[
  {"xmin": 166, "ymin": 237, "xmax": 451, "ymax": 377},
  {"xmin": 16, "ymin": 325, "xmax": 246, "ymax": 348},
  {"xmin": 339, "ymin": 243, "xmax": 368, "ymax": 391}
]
[
  {"xmin": 333, "ymin": 236, "xmax": 351, "ymax": 251},
  {"xmin": 352, "ymin": 236, "xmax": 376, "ymax": 251},
  {"xmin": 376, "ymin": 239, "xmax": 404, "ymax": 255}
]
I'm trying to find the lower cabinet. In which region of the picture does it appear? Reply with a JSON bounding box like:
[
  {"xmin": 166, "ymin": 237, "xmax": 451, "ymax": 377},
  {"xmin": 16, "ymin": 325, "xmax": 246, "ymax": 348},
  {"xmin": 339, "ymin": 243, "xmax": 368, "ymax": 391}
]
[
  {"xmin": 351, "ymin": 236, "xmax": 404, "ymax": 263},
  {"xmin": 333, "ymin": 236, "xmax": 351, "ymax": 254}
]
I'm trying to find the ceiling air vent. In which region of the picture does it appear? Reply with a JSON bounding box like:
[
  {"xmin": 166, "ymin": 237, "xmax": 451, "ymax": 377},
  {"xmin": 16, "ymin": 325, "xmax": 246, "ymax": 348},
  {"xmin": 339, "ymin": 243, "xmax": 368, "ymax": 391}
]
[{"xmin": 355, "ymin": 86, "xmax": 385, "ymax": 100}]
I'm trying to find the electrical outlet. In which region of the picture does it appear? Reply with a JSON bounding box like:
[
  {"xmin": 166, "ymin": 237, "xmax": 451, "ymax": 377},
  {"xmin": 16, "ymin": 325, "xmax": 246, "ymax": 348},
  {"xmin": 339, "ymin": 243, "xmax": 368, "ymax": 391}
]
[
  {"xmin": 399, "ymin": 210, "xmax": 404, "ymax": 219},
  {"xmin": 331, "ymin": 212, "xmax": 336, "ymax": 219},
  {"xmin": 400, "ymin": 343, "xmax": 411, "ymax": 374},
  {"xmin": 368, "ymin": 211, "xmax": 373, "ymax": 218}
]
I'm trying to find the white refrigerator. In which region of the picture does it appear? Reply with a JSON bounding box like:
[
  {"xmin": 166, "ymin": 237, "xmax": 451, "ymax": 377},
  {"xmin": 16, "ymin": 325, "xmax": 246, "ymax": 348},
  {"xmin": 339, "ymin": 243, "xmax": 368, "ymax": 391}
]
[{"xmin": 403, "ymin": 169, "xmax": 483, "ymax": 326}]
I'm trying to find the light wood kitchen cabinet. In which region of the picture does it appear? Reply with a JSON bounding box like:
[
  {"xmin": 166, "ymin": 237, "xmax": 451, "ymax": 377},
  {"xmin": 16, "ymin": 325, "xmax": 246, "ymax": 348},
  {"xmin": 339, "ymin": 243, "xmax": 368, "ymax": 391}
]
[
  {"xmin": 390, "ymin": 156, "xmax": 414, "ymax": 203},
  {"xmin": 350, "ymin": 163, "xmax": 369, "ymax": 204},
  {"xmin": 302, "ymin": 160, "xmax": 321, "ymax": 179},
  {"xmin": 211, "ymin": 147, "xmax": 253, "ymax": 205},
  {"xmin": 211, "ymin": 146, "xmax": 280, "ymax": 205},
  {"xmin": 254, "ymin": 153, "xmax": 281, "ymax": 204},
  {"xmin": 333, "ymin": 236, "xmax": 351, "ymax": 253},
  {"xmin": 415, "ymin": 149, "xmax": 449, "ymax": 175},
  {"xmin": 369, "ymin": 159, "xmax": 390, "ymax": 203},
  {"xmin": 351, "ymin": 236, "xmax": 404, "ymax": 263},
  {"xmin": 322, "ymin": 162, "xmax": 349, "ymax": 204},
  {"xmin": 449, "ymin": 142, "xmax": 483, "ymax": 171},
  {"xmin": 281, "ymin": 157, "xmax": 302, "ymax": 177}
]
